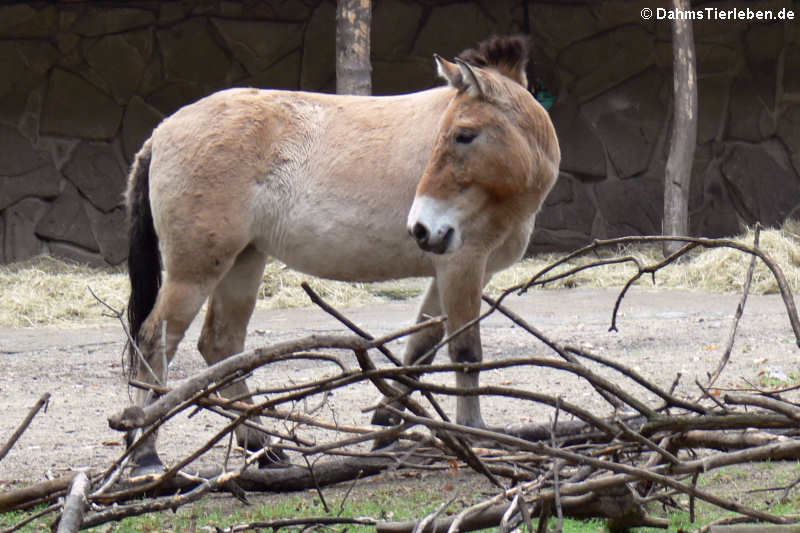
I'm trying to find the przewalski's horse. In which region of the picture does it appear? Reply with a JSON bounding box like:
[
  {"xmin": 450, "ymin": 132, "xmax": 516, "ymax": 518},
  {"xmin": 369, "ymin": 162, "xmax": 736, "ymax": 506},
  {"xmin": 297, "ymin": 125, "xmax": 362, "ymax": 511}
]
[{"xmin": 125, "ymin": 35, "xmax": 560, "ymax": 475}]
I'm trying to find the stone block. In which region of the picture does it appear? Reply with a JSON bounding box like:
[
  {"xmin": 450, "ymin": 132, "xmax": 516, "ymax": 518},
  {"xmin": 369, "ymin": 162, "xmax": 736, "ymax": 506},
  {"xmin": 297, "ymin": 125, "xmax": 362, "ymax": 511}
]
[
  {"xmin": 1, "ymin": 198, "xmax": 48, "ymax": 263},
  {"xmin": 414, "ymin": 3, "xmax": 497, "ymax": 61},
  {"xmin": 40, "ymin": 68, "xmax": 122, "ymax": 140},
  {"xmin": 582, "ymin": 69, "xmax": 668, "ymax": 179},
  {"xmin": 0, "ymin": 92, "xmax": 29, "ymax": 129},
  {"xmin": 41, "ymin": 138, "xmax": 79, "ymax": 170},
  {"xmin": 230, "ymin": 0, "xmax": 310, "ymax": 20},
  {"xmin": 530, "ymin": 2, "xmax": 644, "ymax": 54},
  {"xmin": 785, "ymin": 44, "xmax": 800, "ymax": 96},
  {"xmin": 35, "ymin": 183, "xmax": 99, "ymax": 252},
  {"xmin": 0, "ymin": 42, "xmax": 54, "ymax": 125},
  {"xmin": 721, "ymin": 140, "xmax": 800, "ymax": 227},
  {"xmin": 0, "ymin": 125, "xmax": 61, "ymax": 212},
  {"xmin": 695, "ymin": 42, "xmax": 739, "ymax": 75},
  {"xmin": 372, "ymin": 0, "xmax": 424, "ymax": 58},
  {"xmin": 146, "ymin": 81, "xmax": 209, "ymax": 117},
  {"xmin": 0, "ymin": 124, "xmax": 49, "ymax": 175},
  {"xmin": 595, "ymin": 175, "xmax": 664, "ymax": 237},
  {"xmin": 550, "ymin": 103, "xmax": 606, "ymax": 179},
  {"xmin": 212, "ymin": 18, "xmax": 303, "ymax": 78},
  {"xmin": 529, "ymin": 228, "xmax": 592, "ymax": 254},
  {"xmin": 727, "ymin": 77, "xmax": 769, "ymax": 142},
  {"xmin": 0, "ymin": 4, "xmax": 58, "ymax": 38},
  {"xmin": 535, "ymin": 174, "xmax": 596, "ymax": 237},
  {"xmin": 0, "ymin": 165, "xmax": 61, "ymax": 212},
  {"xmin": 240, "ymin": 51, "xmax": 302, "ymax": 91},
  {"xmin": 72, "ymin": 6, "xmax": 155, "ymax": 37},
  {"xmin": 697, "ymin": 76, "xmax": 731, "ymax": 144},
  {"xmin": 372, "ymin": 58, "xmax": 435, "ymax": 95},
  {"xmin": 691, "ymin": 166, "xmax": 744, "ymax": 238},
  {"xmin": 85, "ymin": 203, "xmax": 127, "ymax": 265},
  {"xmin": 301, "ymin": 1, "xmax": 336, "ymax": 91},
  {"xmin": 559, "ymin": 25, "xmax": 654, "ymax": 99},
  {"xmin": 122, "ymin": 96, "xmax": 162, "ymax": 163},
  {"xmin": 776, "ymin": 104, "xmax": 800, "ymax": 176},
  {"xmin": 62, "ymin": 142, "xmax": 126, "ymax": 212},
  {"xmin": 692, "ymin": 3, "xmax": 751, "ymax": 43},
  {"xmin": 689, "ymin": 144, "xmax": 713, "ymax": 214},
  {"xmin": 158, "ymin": 2, "xmax": 185, "ymax": 25},
  {"xmin": 85, "ymin": 34, "xmax": 147, "ymax": 102},
  {"xmin": 157, "ymin": 18, "xmax": 231, "ymax": 85},
  {"xmin": 744, "ymin": 23, "xmax": 782, "ymax": 110},
  {"xmin": 47, "ymin": 242, "xmax": 106, "ymax": 267}
]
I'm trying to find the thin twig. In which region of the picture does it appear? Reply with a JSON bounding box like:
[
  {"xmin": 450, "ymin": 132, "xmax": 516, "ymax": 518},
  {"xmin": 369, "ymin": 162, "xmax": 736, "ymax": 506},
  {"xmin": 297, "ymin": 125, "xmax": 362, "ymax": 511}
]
[
  {"xmin": 706, "ymin": 224, "xmax": 761, "ymax": 389},
  {"xmin": 0, "ymin": 393, "xmax": 50, "ymax": 463}
]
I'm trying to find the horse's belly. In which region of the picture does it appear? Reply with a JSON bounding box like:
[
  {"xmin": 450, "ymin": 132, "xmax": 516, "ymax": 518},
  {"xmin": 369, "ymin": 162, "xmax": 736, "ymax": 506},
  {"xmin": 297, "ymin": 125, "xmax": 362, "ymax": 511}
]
[
  {"xmin": 255, "ymin": 204, "xmax": 434, "ymax": 281},
  {"xmin": 273, "ymin": 235, "xmax": 433, "ymax": 282}
]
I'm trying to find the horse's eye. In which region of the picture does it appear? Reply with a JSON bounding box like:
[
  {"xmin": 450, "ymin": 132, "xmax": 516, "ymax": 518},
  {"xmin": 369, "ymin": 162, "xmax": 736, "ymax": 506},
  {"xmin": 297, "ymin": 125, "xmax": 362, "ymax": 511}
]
[{"xmin": 455, "ymin": 130, "xmax": 478, "ymax": 144}]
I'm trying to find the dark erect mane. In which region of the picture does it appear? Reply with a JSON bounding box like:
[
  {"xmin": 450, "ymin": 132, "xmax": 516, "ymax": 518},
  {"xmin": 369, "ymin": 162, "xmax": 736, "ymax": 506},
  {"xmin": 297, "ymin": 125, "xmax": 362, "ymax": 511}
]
[{"xmin": 457, "ymin": 35, "xmax": 530, "ymax": 88}]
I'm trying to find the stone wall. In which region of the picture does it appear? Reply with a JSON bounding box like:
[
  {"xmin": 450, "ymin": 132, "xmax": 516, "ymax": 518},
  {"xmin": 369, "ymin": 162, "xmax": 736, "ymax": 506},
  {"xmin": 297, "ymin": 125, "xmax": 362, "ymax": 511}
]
[
  {"xmin": 530, "ymin": 0, "xmax": 800, "ymax": 252},
  {"xmin": 1, "ymin": 0, "xmax": 798, "ymax": 265}
]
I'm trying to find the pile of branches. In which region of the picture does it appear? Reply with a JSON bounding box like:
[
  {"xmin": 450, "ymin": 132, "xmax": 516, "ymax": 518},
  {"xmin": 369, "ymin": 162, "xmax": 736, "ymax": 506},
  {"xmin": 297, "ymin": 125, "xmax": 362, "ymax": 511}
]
[{"xmin": 3, "ymin": 233, "xmax": 800, "ymax": 533}]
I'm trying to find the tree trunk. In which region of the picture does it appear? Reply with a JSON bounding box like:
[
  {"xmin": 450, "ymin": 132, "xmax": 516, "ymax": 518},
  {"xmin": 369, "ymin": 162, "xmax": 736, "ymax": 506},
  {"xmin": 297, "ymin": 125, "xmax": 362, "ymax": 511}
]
[
  {"xmin": 663, "ymin": 0, "xmax": 698, "ymax": 257},
  {"xmin": 336, "ymin": 0, "xmax": 372, "ymax": 95}
]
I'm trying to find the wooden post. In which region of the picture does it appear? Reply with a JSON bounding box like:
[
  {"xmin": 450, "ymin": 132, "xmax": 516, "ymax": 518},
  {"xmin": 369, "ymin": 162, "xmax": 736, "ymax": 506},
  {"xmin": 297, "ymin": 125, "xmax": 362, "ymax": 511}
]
[
  {"xmin": 336, "ymin": 0, "xmax": 372, "ymax": 95},
  {"xmin": 663, "ymin": 0, "xmax": 698, "ymax": 257}
]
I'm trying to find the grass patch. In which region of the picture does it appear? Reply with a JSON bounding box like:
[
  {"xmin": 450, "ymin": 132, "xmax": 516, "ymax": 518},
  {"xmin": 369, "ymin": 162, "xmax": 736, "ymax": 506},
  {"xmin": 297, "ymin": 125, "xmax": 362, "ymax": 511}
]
[
  {"xmin": 2, "ymin": 462, "xmax": 798, "ymax": 532},
  {"xmin": 2, "ymin": 225, "xmax": 799, "ymax": 328}
]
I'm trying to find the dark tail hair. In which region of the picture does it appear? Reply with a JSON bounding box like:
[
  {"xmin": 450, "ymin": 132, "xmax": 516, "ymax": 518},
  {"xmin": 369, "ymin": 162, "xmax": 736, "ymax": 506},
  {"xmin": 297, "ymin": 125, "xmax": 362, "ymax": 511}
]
[{"xmin": 125, "ymin": 139, "xmax": 161, "ymax": 368}]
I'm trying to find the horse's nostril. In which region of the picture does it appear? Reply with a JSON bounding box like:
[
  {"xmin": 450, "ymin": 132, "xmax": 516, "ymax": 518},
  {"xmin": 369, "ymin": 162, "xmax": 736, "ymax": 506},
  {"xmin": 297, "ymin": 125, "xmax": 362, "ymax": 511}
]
[{"xmin": 411, "ymin": 222, "xmax": 429, "ymax": 243}]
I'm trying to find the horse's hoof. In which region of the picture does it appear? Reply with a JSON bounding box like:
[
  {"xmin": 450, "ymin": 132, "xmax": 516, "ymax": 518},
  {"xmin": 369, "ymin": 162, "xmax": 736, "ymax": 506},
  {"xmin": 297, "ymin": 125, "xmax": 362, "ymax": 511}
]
[
  {"xmin": 371, "ymin": 434, "xmax": 398, "ymax": 451},
  {"xmin": 257, "ymin": 447, "xmax": 291, "ymax": 469},
  {"xmin": 371, "ymin": 407, "xmax": 400, "ymax": 427},
  {"xmin": 129, "ymin": 453, "xmax": 166, "ymax": 480}
]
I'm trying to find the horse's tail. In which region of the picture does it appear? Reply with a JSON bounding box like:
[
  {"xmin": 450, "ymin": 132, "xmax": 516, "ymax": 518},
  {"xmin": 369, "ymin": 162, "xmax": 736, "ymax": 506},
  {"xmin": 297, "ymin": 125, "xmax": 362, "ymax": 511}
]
[{"xmin": 125, "ymin": 138, "xmax": 161, "ymax": 370}]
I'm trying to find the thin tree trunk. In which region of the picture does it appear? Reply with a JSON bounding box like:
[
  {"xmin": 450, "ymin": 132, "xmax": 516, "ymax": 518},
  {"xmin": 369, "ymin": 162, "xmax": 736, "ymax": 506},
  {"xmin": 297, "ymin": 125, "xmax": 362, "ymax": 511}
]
[
  {"xmin": 663, "ymin": 0, "xmax": 698, "ymax": 257},
  {"xmin": 336, "ymin": 0, "xmax": 372, "ymax": 95}
]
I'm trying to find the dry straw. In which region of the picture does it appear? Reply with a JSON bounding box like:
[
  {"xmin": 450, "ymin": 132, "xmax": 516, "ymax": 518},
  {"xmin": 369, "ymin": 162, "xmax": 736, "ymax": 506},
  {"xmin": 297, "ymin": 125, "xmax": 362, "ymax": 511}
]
[{"xmin": 2, "ymin": 224, "xmax": 799, "ymax": 328}]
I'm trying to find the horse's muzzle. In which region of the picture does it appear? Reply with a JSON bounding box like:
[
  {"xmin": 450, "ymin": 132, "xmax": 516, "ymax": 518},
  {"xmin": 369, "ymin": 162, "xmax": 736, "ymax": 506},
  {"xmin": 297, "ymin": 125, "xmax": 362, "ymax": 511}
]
[{"xmin": 409, "ymin": 221, "xmax": 454, "ymax": 255}]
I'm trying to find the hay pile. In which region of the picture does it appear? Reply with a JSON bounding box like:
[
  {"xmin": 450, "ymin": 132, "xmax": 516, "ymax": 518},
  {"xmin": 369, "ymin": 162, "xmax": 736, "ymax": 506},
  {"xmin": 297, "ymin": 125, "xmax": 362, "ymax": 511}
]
[
  {"xmin": 0, "ymin": 256, "xmax": 128, "ymax": 328},
  {"xmin": 488, "ymin": 225, "xmax": 800, "ymax": 296},
  {"xmin": 1, "ymin": 225, "xmax": 799, "ymax": 328}
]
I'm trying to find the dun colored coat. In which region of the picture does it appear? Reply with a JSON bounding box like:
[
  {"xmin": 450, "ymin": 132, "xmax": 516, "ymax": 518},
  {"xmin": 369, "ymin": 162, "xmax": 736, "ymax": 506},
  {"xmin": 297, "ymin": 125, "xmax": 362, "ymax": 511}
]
[{"xmin": 125, "ymin": 35, "xmax": 560, "ymax": 475}]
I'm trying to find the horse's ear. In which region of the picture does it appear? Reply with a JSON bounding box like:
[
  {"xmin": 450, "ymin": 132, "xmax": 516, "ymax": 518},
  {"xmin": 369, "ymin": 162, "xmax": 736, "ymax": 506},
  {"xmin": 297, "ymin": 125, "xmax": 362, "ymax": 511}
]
[
  {"xmin": 455, "ymin": 58, "xmax": 485, "ymax": 97},
  {"xmin": 434, "ymin": 54, "xmax": 462, "ymax": 87}
]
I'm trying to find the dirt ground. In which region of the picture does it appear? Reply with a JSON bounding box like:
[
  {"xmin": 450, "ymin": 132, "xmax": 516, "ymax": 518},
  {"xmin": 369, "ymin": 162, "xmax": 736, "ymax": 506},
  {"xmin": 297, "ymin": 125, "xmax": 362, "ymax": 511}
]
[{"xmin": 1, "ymin": 287, "xmax": 799, "ymax": 492}]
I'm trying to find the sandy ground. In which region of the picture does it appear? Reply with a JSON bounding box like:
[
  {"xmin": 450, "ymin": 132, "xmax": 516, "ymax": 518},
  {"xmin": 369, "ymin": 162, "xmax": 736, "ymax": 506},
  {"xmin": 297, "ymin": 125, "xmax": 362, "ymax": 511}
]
[{"xmin": 1, "ymin": 287, "xmax": 799, "ymax": 490}]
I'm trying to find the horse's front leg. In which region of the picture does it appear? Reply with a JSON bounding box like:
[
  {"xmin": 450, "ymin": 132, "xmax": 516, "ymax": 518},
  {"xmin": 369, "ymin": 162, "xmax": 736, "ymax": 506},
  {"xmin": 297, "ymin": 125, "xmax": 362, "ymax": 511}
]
[
  {"xmin": 371, "ymin": 279, "xmax": 445, "ymax": 428},
  {"xmin": 436, "ymin": 256, "xmax": 487, "ymax": 429}
]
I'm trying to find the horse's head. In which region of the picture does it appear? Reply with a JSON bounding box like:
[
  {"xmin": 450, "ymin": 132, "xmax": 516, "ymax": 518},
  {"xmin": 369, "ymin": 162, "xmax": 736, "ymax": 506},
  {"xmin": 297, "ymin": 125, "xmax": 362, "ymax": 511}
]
[{"xmin": 408, "ymin": 36, "xmax": 560, "ymax": 256}]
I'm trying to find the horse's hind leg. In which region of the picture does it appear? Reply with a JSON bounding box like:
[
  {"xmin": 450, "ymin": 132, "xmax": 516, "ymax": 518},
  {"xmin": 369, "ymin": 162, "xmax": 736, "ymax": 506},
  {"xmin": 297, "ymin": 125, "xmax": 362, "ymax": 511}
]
[
  {"xmin": 130, "ymin": 278, "xmax": 211, "ymax": 475},
  {"xmin": 197, "ymin": 246, "xmax": 285, "ymax": 465},
  {"xmin": 371, "ymin": 280, "xmax": 445, "ymax": 427}
]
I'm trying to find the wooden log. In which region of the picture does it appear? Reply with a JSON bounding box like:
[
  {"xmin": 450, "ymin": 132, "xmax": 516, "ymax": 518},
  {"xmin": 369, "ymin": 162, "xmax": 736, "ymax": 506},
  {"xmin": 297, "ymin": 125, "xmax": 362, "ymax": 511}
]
[
  {"xmin": 55, "ymin": 472, "xmax": 90, "ymax": 533},
  {"xmin": 0, "ymin": 474, "xmax": 76, "ymax": 512},
  {"xmin": 377, "ymin": 487, "xmax": 669, "ymax": 533},
  {"xmin": 101, "ymin": 454, "xmax": 395, "ymax": 501}
]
